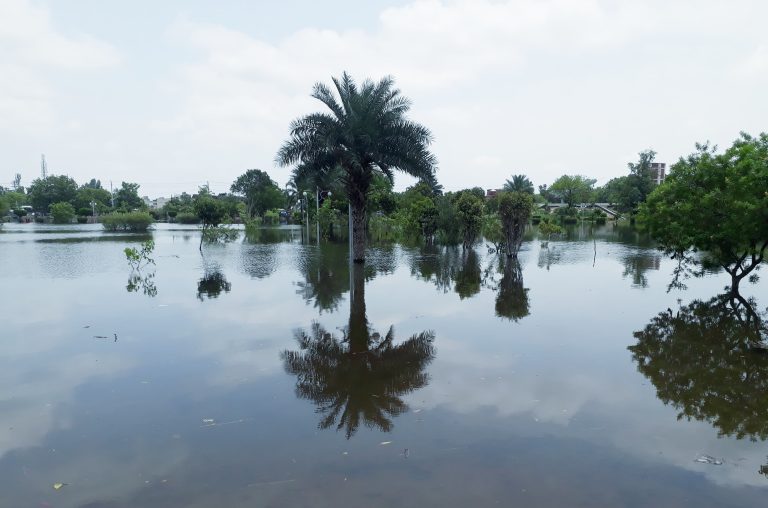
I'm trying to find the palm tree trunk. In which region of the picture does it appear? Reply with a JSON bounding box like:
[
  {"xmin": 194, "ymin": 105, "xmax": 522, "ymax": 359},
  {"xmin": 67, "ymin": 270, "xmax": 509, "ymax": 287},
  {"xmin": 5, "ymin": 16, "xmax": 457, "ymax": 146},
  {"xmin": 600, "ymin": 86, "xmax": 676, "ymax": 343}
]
[
  {"xmin": 351, "ymin": 200, "xmax": 367, "ymax": 263},
  {"xmin": 348, "ymin": 263, "xmax": 369, "ymax": 354}
]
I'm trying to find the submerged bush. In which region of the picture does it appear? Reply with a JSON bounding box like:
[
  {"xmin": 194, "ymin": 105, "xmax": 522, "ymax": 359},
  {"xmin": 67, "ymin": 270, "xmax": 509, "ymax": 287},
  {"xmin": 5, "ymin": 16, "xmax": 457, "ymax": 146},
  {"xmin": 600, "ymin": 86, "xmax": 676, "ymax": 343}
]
[
  {"xmin": 101, "ymin": 211, "xmax": 154, "ymax": 232},
  {"xmin": 50, "ymin": 202, "xmax": 76, "ymax": 224},
  {"xmin": 175, "ymin": 212, "xmax": 200, "ymax": 224}
]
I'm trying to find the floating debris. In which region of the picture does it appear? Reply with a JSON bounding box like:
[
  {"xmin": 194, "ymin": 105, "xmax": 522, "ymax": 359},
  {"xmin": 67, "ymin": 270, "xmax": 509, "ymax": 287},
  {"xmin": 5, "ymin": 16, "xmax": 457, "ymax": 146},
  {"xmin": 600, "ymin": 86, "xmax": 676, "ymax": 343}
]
[
  {"xmin": 93, "ymin": 335, "xmax": 109, "ymax": 339},
  {"xmin": 379, "ymin": 441, "xmax": 392, "ymax": 446},
  {"xmin": 202, "ymin": 418, "xmax": 215, "ymax": 424},
  {"xmin": 53, "ymin": 482, "xmax": 68, "ymax": 490},
  {"xmin": 695, "ymin": 454, "xmax": 723, "ymax": 465}
]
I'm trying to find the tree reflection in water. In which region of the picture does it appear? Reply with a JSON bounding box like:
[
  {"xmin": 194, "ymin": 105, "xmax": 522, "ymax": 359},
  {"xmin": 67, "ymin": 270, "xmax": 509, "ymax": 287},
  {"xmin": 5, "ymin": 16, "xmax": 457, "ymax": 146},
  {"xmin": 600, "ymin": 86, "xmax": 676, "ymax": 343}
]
[
  {"xmin": 197, "ymin": 270, "xmax": 231, "ymax": 301},
  {"xmin": 126, "ymin": 272, "xmax": 157, "ymax": 297},
  {"xmin": 282, "ymin": 264, "xmax": 436, "ymax": 438},
  {"xmin": 494, "ymin": 258, "xmax": 529, "ymax": 321},
  {"xmin": 630, "ymin": 293, "xmax": 768, "ymax": 442},
  {"xmin": 621, "ymin": 251, "xmax": 661, "ymax": 288}
]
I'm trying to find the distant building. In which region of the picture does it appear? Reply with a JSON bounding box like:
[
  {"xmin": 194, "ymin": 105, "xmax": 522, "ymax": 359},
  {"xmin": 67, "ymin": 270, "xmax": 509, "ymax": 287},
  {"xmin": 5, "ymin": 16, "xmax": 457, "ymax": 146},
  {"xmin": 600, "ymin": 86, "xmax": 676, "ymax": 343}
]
[
  {"xmin": 142, "ymin": 196, "xmax": 169, "ymax": 209},
  {"xmin": 486, "ymin": 189, "xmax": 500, "ymax": 199},
  {"xmin": 152, "ymin": 197, "xmax": 169, "ymax": 210},
  {"xmin": 650, "ymin": 162, "xmax": 666, "ymax": 185}
]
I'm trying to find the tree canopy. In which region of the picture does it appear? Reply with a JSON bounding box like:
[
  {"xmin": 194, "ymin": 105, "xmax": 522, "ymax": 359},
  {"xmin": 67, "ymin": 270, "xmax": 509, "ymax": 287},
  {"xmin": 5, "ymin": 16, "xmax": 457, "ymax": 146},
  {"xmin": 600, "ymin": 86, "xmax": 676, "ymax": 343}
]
[
  {"xmin": 641, "ymin": 132, "xmax": 768, "ymax": 293},
  {"xmin": 230, "ymin": 169, "xmax": 284, "ymax": 218},
  {"xmin": 28, "ymin": 175, "xmax": 78, "ymax": 213},
  {"xmin": 503, "ymin": 174, "xmax": 534, "ymax": 194},
  {"xmin": 277, "ymin": 72, "xmax": 437, "ymax": 262},
  {"xmin": 549, "ymin": 175, "xmax": 595, "ymax": 207}
]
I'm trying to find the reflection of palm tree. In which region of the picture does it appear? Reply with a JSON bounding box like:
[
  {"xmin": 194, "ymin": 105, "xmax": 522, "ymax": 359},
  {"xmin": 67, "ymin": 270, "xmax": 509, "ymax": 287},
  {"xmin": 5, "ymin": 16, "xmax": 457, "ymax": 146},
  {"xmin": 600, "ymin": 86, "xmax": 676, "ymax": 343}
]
[
  {"xmin": 282, "ymin": 264, "xmax": 436, "ymax": 438},
  {"xmin": 295, "ymin": 242, "xmax": 351, "ymax": 313},
  {"xmin": 495, "ymin": 259, "xmax": 529, "ymax": 321},
  {"xmin": 630, "ymin": 293, "xmax": 768, "ymax": 440}
]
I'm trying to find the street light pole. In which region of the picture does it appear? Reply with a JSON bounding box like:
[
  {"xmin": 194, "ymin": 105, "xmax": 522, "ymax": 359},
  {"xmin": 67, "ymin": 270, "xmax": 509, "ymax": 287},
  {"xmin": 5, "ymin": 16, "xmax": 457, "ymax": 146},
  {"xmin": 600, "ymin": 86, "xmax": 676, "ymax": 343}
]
[
  {"xmin": 316, "ymin": 186, "xmax": 320, "ymax": 246},
  {"xmin": 302, "ymin": 191, "xmax": 309, "ymax": 242}
]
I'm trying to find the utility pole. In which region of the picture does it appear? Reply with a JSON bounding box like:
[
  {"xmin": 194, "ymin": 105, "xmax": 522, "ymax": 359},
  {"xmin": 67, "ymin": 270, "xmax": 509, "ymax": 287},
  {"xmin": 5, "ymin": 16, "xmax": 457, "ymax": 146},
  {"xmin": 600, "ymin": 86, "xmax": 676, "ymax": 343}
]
[
  {"xmin": 316, "ymin": 187, "xmax": 320, "ymax": 246},
  {"xmin": 110, "ymin": 181, "xmax": 115, "ymax": 208},
  {"xmin": 40, "ymin": 154, "xmax": 47, "ymax": 179}
]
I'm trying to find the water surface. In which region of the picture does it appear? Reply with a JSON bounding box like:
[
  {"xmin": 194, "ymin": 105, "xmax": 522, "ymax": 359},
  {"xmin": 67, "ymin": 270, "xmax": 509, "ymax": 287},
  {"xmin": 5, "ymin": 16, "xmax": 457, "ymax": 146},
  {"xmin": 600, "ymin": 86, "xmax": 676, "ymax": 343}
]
[{"xmin": 1, "ymin": 223, "xmax": 766, "ymax": 507}]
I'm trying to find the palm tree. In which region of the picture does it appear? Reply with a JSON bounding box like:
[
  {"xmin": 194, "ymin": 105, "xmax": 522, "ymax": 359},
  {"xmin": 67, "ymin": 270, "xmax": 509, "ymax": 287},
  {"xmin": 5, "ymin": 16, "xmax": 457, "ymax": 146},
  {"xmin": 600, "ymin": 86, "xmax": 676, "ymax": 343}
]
[
  {"xmin": 503, "ymin": 174, "xmax": 534, "ymax": 194},
  {"xmin": 282, "ymin": 264, "xmax": 436, "ymax": 438},
  {"xmin": 277, "ymin": 73, "xmax": 437, "ymax": 262}
]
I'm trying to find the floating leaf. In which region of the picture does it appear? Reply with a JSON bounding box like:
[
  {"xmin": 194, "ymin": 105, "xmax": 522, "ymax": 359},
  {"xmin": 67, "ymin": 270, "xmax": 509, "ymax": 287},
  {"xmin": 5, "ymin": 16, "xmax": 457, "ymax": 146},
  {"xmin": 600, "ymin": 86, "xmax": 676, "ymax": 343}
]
[{"xmin": 379, "ymin": 441, "xmax": 392, "ymax": 446}]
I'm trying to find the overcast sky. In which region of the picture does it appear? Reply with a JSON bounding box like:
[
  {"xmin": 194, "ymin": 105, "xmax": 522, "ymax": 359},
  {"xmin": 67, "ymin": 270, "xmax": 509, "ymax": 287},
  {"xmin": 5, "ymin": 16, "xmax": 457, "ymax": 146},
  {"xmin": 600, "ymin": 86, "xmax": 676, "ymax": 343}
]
[{"xmin": 2, "ymin": 0, "xmax": 766, "ymax": 197}]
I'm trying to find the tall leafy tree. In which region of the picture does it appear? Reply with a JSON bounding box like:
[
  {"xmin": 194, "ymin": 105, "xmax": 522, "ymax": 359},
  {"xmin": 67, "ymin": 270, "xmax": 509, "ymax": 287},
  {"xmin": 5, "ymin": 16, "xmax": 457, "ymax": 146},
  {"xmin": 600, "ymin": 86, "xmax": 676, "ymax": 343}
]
[
  {"xmin": 230, "ymin": 169, "xmax": 284, "ymax": 218},
  {"xmin": 114, "ymin": 182, "xmax": 144, "ymax": 210},
  {"xmin": 497, "ymin": 191, "xmax": 534, "ymax": 257},
  {"xmin": 28, "ymin": 175, "xmax": 78, "ymax": 213},
  {"xmin": 503, "ymin": 174, "xmax": 534, "ymax": 194},
  {"xmin": 641, "ymin": 133, "xmax": 768, "ymax": 294},
  {"xmin": 549, "ymin": 175, "xmax": 596, "ymax": 208},
  {"xmin": 277, "ymin": 72, "xmax": 437, "ymax": 262}
]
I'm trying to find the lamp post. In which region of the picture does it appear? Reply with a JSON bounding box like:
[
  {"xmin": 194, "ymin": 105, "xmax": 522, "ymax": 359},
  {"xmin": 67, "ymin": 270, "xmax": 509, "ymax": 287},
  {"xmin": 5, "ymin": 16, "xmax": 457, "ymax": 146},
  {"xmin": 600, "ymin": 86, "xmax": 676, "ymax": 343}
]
[{"xmin": 302, "ymin": 191, "xmax": 309, "ymax": 242}]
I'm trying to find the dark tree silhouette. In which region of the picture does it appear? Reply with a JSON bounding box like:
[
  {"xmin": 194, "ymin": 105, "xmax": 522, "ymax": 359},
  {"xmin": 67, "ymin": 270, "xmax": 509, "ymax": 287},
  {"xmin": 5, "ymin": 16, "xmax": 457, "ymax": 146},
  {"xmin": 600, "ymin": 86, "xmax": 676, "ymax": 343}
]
[
  {"xmin": 197, "ymin": 270, "xmax": 231, "ymax": 301},
  {"xmin": 282, "ymin": 264, "xmax": 436, "ymax": 438},
  {"xmin": 495, "ymin": 259, "xmax": 529, "ymax": 321},
  {"xmin": 630, "ymin": 293, "xmax": 768, "ymax": 440}
]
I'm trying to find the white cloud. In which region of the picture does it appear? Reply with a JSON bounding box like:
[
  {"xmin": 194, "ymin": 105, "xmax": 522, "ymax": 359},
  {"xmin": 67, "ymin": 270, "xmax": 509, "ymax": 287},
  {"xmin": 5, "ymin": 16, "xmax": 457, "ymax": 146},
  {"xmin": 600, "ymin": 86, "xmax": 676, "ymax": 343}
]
[{"xmin": 0, "ymin": 0, "xmax": 119, "ymax": 131}]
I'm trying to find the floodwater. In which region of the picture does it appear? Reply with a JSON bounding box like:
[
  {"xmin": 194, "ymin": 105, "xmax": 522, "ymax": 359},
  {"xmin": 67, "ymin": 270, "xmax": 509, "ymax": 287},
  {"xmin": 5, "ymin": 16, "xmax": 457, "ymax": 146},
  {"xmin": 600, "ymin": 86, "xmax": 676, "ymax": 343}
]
[{"xmin": 0, "ymin": 222, "xmax": 766, "ymax": 507}]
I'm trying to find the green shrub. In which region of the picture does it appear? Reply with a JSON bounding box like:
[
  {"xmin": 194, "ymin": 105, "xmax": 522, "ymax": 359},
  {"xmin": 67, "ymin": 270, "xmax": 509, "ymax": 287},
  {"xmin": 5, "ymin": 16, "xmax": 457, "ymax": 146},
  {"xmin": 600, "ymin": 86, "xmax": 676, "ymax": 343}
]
[
  {"xmin": 50, "ymin": 202, "xmax": 76, "ymax": 224},
  {"xmin": 101, "ymin": 211, "xmax": 154, "ymax": 232},
  {"xmin": 176, "ymin": 212, "xmax": 200, "ymax": 224},
  {"xmin": 263, "ymin": 209, "xmax": 280, "ymax": 226},
  {"xmin": 76, "ymin": 216, "xmax": 88, "ymax": 224}
]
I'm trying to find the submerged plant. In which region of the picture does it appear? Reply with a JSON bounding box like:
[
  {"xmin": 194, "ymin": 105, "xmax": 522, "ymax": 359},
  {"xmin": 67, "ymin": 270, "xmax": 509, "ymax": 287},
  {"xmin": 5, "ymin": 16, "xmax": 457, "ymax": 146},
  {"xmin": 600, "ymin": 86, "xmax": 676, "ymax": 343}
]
[{"xmin": 124, "ymin": 239, "xmax": 155, "ymax": 271}]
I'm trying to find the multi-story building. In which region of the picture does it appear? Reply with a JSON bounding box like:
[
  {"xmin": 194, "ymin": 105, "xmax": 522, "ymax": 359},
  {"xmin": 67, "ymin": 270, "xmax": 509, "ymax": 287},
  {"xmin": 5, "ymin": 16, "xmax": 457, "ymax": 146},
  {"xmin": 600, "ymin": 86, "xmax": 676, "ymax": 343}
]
[{"xmin": 650, "ymin": 162, "xmax": 666, "ymax": 185}]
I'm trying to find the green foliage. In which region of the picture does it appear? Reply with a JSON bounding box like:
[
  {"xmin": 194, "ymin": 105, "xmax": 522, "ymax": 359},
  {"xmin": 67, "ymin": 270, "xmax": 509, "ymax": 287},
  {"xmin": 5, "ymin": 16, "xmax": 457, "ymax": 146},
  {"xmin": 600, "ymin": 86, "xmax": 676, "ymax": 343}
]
[
  {"xmin": 49, "ymin": 201, "xmax": 76, "ymax": 224},
  {"xmin": 641, "ymin": 133, "xmax": 768, "ymax": 292},
  {"xmin": 194, "ymin": 194, "xmax": 235, "ymax": 249},
  {"xmin": 369, "ymin": 214, "xmax": 403, "ymax": 242},
  {"xmin": 202, "ymin": 225, "xmax": 240, "ymax": 244},
  {"xmin": 482, "ymin": 215, "xmax": 504, "ymax": 250},
  {"xmin": 263, "ymin": 209, "xmax": 280, "ymax": 226},
  {"xmin": 124, "ymin": 239, "xmax": 155, "ymax": 270},
  {"xmin": 230, "ymin": 169, "xmax": 285, "ymax": 218},
  {"xmin": 194, "ymin": 195, "xmax": 226, "ymax": 227},
  {"xmin": 549, "ymin": 175, "xmax": 596, "ymax": 207},
  {"xmin": 28, "ymin": 175, "xmax": 78, "ymax": 213},
  {"xmin": 503, "ymin": 174, "xmax": 534, "ymax": 194},
  {"xmin": 277, "ymin": 72, "xmax": 437, "ymax": 262},
  {"xmin": 74, "ymin": 186, "xmax": 112, "ymax": 214},
  {"xmin": 403, "ymin": 196, "xmax": 438, "ymax": 240},
  {"xmin": 175, "ymin": 212, "xmax": 199, "ymax": 224},
  {"xmin": 114, "ymin": 182, "xmax": 145, "ymax": 210},
  {"xmin": 538, "ymin": 216, "xmax": 563, "ymax": 239},
  {"xmin": 497, "ymin": 191, "xmax": 533, "ymax": 257},
  {"xmin": 455, "ymin": 192, "xmax": 484, "ymax": 248},
  {"xmin": 317, "ymin": 199, "xmax": 340, "ymax": 238},
  {"xmin": 435, "ymin": 194, "xmax": 461, "ymax": 244},
  {"xmin": 101, "ymin": 211, "xmax": 154, "ymax": 232}
]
